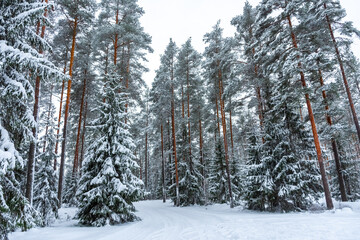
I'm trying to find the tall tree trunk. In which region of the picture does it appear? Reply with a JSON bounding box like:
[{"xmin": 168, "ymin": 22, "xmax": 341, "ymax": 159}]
[
  {"xmin": 54, "ymin": 63, "xmax": 67, "ymax": 170},
  {"xmin": 215, "ymin": 95, "xmax": 221, "ymax": 137},
  {"xmin": 114, "ymin": 9, "xmax": 119, "ymax": 65},
  {"xmin": 324, "ymin": 3, "xmax": 360, "ymax": 143},
  {"xmin": 26, "ymin": 1, "xmax": 48, "ymax": 204},
  {"xmin": 167, "ymin": 119, "xmax": 173, "ymax": 185},
  {"xmin": 171, "ymin": 63, "xmax": 180, "ymax": 206},
  {"xmin": 58, "ymin": 17, "xmax": 78, "ymax": 207},
  {"xmin": 229, "ymin": 98, "xmax": 234, "ymax": 157},
  {"xmin": 139, "ymin": 147, "xmax": 143, "ymax": 180},
  {"xmin": 181, "ymin": 85, "xmax": 185, "ymax": 119},
  {"xmin": 125, "ymin": 44, "xmax": 131, "ymax": 124},
  {"xmin": 79, "ymin": 99, "xmax": 88, "ymax": 173},
  {"xmin": 145, "ymin": 111, "xmax": 148, "ymax": 192},
  {"xmin": 161, "ymin": 124, "xmax": 166, "ymax": 203},
  {"xmin": 252, "ymin": 47, "xmax": 265, "ymax": 143},
  {"xmin": 287, "ymin": 15, "xmax": 333, "ymax": 209},
  {"xmin": 318, "ymin": 68, "xmax": 347, "ymax": 201},
  {"xmin": 217, "ymin": 68, "xmax": 234, "ymax": 208},
  {"xmin": 186, "ymin": 61, "xmax": 192, "ymax": 164},
  {"xmin": 73, "ymin": 70, "xmax": 87, "ymax": 175},
  {"xmin": 199, "ymin": 111, "xmax": 206, "ymax": 205}
]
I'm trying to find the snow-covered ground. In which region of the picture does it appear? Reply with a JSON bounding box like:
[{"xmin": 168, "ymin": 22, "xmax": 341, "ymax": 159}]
[{"xmin": 9, "ymin": 200, "xmax": 360, "ymax": 240}]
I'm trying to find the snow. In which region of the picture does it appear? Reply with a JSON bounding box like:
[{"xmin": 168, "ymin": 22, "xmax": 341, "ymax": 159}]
[{"xmin": 9, "ymin": 200, "xmax": 360, "ymax": 240}]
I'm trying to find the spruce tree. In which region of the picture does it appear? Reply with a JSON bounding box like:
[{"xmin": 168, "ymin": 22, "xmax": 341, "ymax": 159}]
[
  {"xmin": 33, "ymin": 104, "xmax": 59, "ymax": 226},
  {"xmin": 76, "ymin": 68, "xmax": 143, "ymax": 227},
  {"xmin": 0, "ymin": 124, "xmax": 38, "ymax": 238},
  {"xmin": 245, "ymin": 74, "xmax": 323, "ymax": 211}
]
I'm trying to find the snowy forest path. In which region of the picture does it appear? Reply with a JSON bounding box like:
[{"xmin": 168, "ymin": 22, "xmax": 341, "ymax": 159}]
[{"xmin": 9, "ymin": 200, "xmax": 360, "ymax": 240}]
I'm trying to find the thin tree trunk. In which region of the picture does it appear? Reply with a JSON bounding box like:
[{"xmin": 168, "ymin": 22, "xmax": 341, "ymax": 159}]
[
  {"xmin": 73, "ymin": 70, "xmax": 87, "ymax": 175},
  {"xmin": 26, "ymin": 1, "xmax": 48, "ymax": 204},
  {"xmin": 42, "ymin": 83, "xmax": 54, "ymax": 152},
  {"xmin": 318, "ymin": 68, "xmax": 347, "ymax": 201},
  {"xmin": 58, "ymin": 17, "xmax": 78, "ymax": 207},
  {"xmin": 161, "ymin": 124, "xmax": 166, "ymax": 203},
  {"xmin": 287, "ymin": 15, "xmax": 333, "ymax": 209},
  {"xmin": 79, "ymin": 99, "xmax": 88, "ymax": 173},
  {"xmin": 324, "ymin": 3, "xmax": 360, "ymax": 143}
]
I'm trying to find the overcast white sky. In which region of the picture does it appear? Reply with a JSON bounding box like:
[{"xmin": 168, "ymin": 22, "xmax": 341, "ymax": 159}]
[{"xmin": 138, "ymin": 0, "xmax": 360, "ymax": 87}]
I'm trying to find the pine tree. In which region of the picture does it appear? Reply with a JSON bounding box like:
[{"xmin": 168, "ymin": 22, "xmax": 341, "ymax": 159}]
[
  {"xmin": 174, "ymin": 38, "xmax": 204, "ymax": 206},
  {"xmin": 203, "ymin": 21, "xmax": 235, "ymax": 208},
  {"xmin": 56, "ymin": 0, "xmax": 96, "ymax": 206},
  {"xmin": 76, "ymin": 68, "xmax": 143, "ymax": 226}
]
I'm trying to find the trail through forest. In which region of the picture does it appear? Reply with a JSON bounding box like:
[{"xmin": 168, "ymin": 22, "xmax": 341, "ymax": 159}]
[{"xmin": 9, "ymin": 200, "xmax": 360, "ymax": 240}]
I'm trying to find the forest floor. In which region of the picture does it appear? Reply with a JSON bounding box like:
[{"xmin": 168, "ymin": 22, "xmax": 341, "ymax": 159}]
[{"xmin": 9, "ymin": 200, "xmax": 360, "ymax": 240}]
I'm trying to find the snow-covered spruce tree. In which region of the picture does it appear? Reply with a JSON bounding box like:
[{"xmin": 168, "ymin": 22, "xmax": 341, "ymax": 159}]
[
  {"xmin": 243, "ymin": 129, "xmax": 266, "ymax": 210},
  {"xmin": 76, "ymin": 69, "xmax": 143, "ymax": 227},
  {"xmin": 0, "ymin": 124, "xmax": 38, "ymax": 239},
  {"xmin": 33, "ymin": 103, "xmax": 59, "ymax": 226},
  {"xmin": 208, "ymin": 139, "xmax": 227, "ymax": 204},
  {"xmin": 244, "ymin": 73, "xmax": 323, "ymax": 212}
]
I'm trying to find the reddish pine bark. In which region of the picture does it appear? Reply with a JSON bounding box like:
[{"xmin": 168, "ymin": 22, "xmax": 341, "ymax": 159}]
[
  {"xmin": 26, "ymin": 1, "xmax": 48, "ymax": 204},
  {"xmin": 324, "ymin": 3, "xmax": 360, "ymax": 143},
  {"xmin": 58, "ymin": 17, "xmax": 78, "ymax": 206},
  {"xmin": 287, "ymin": 15, "xmax": 333, "ymax": 209},
  {"xmin": 73, "ymin": 70, "xmax": 87, "ymax": 175},
  {"xmin": 318, "ymin": 69, "xmax": 347, "ymax": 201},
  {"xmin": 79, "ymin": 99, "xmax": 88, "ymax": 173}
]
